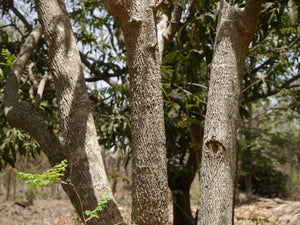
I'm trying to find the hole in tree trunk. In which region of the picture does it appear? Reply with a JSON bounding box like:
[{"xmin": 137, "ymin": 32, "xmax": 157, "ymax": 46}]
[{"xmin": 206, "ymin": 139, "xmax": 225, "ymax": 156}]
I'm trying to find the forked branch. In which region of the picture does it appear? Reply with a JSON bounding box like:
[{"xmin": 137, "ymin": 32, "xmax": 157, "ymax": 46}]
[{"xmin": 4, "ymin": 23, "xmax": 65, "ymax": 166}]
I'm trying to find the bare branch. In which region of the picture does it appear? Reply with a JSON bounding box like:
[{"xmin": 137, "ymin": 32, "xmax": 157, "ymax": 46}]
[
  {"xmin": 34, "ymin": 75, "xmax": 48, "ymax": 109},
  {"xmin": 4, "ymin": 23, "xmax": 42, "ymax": 102},
  {"xmin": 79, "ymin": 51, "xmax": 125, "ymax": 86},
  {"xmin": 164, "ymin": 0, "xmax": 184, "ymax": 42},
  {"xmin": 3, "ymin": 0, "xmax": 32, "ymax": 30},
  {"xmin": 272, "ymin": 36, "xmax": 300, "ymax": 53},
  {"xmin": 246, "ymin": 72, "xmax": 300, "ymax": 103},
  {"xmin": 0, "ymin": 23, "xmax": 13, "ymax": 29},
  {"xmin": 185, "ymin": 0, "xmax": 197, "ymax": 22},
  {"xmin": 157, "ymin": 0, "xmax": 183, "ymax": 60},
  {"xmin": 28, "ymin": 62, "xmax": 39, "ymax": 88}
]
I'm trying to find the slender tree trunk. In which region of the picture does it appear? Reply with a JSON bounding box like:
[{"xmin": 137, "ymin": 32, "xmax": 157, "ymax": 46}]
[
  {"xmin": 244, "ymin": 103, "xmax": 253, "ymax": 197},
  {"xmin": 6, "ymin": 169, "xmax": 13, "ymax": 200},
  {"xmin": 170, "ymin": 123, "xmax": 203, "ymax": 225},
  {"xmin": 244, "ymin": 175, "xmax": 252, "ymax": 196},
  {"xmin": 197, "ymin": 1, "xmax": 262, "ymax": 224},
  {"xmin": 112, "ymin": 155, "xmax": 122, "ymax": 194},
  {"xmin": 173, "ymin": 187, "xmax": 194, "ymax": 225}
]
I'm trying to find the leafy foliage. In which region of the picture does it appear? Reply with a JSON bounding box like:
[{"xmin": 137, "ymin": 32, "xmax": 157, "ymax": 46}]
[
  {"xmin": 252, "ymin": 164, "xmax": 288, "ymax": 198},
  {"xmin": 85, "ymin": 191, "xmax": 112, "ymax": 222},
  {"xmin": 0, "ymin": 49, "xmax": 43, "ymax": 170},
  {"xmin": 16, "ymin": 159, "xmax": 67, "ymax": 189}
]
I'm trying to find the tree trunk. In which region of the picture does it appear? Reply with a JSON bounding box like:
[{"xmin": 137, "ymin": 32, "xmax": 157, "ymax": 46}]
[
  {"xmin": 32, "ymin": 1, "xmax": 124, "ymax": 224},
  {"xmin": 170, "ymin": 123, "xmax": 203, "ymax": 225},
  {"xmin": 173, "ymin": 187, "xmax": 194, "ymax": 225},
  {"xmin": 104, "ymin": 1, "xmax": 183, "ymax": 224},
  {"xmin": 123, "ymin": 9, "xmax": 169, "ymax": 225},
  {"xmin": 197, "ymin": 1, "xmax": 262, "ymax": 224},
  {"xmin": 244, "ymin": 174, "xmax": 252, "ymax": 197}
]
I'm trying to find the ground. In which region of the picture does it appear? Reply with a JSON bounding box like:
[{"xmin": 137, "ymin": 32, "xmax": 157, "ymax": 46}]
[
  {"xmin": 0, "ymin": 198, "xmax": 75, "ymax": 225},
  {"xmin": 1, "ymin": 194, "xmax": 300, "ymax": 225}
]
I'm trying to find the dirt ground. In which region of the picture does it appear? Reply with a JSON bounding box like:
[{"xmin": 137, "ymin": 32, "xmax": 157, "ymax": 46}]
[
  {"xmin": 0, "ymin": 198, "xmax": 75, "ymax": 225},
  {"xmin": 0, "ymin": 176, "xmax": 299, "ymax": 225},
  {"xmin": 1, "ymin": 195, "xmax": 300, "ymax": 225}
]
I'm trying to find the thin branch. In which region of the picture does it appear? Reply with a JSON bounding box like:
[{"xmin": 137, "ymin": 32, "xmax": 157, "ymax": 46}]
[
  {"xmin": 243, "ymin": 62, "xmax": 281, "ymax": 93},
  {"xmin": 272, "ymin": 37, "xmax": 300, "ymax": 53},
  {"xmin": 3, "ymin": 0, "xmax": 32, "ymax": 30},
  {"xmin": 105, "ymin": 24, "xmax": 121, "ymax": 57},
  {"xmin": 79, "ymin": 51, "xmax": 125, "ymax": 86},
  {"xmin": 27, "ymin": 62, "xmax": 39, "ymax": 88},
  {"xmin": 164, "ymin": 0, "xmax": 184, "ymax": 43},
  {"xmin": 249, "ymin": 58, "xmax": 275, "ymax": 75},
  {"xmin": 180, "ymin": 81, "xmax": 208, "ymax": 90},
  {"xmin": 173, "ymin": 83, "xmax": 207, "ymax": 105},
  {"xmin": 156, "ymin": 0, "xmax": 183, "ymax": 60},
  {"xmin": 0, "ymin": 23, "xmax": 13, "ymax": 29},
  {"xmin": 185, "ymin": 0, "xmax": 197, "ymax": 23},
  {"xmin": 34, "ymin": 75, "xmax": 48, "ymax": 109},
  {"xmin": 246, "ymin": 72, "xmax": 300, "ymax": 102},
  {"xmin": 242, "ymin": 79, "xmax": 262, "ymax": 93}
]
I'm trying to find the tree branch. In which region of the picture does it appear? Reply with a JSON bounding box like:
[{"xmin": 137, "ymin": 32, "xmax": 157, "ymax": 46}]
[
  {"xmin": 272, "ymin": 36, "xmax": 300, "ymax": 53},
  {"xmin": 243, "ymin": 0, "xmax": 263, "ymax": 31},
  {"xmin": 79, "ymin": 51, "xmax": 124, "ymax": 86},
  {"xmin": 156, "ymin": 0, "xmax": 183, "ymax": 60},
  {"xmin": 34, "ymin": 75, "xmax": 48, "ymax": 109},
  {"xmin": 246, "ymin": 72, "xmax": 300, "ymax": 103},
  {"xmin": 164, "ymin": 0, "xmax": 184, "ymax": 43},
  {"xmin": 3, "ymin": 0, "xmax": 32, "ymax": 30},
  {"xmin": 4, "ymin": 23, "xmax": 65, "ymax": 167}
]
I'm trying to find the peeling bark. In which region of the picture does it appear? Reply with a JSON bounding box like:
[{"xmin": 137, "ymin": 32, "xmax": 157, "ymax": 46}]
[{"xmin": 197, "ymin": 1, "xmax": 262, "ymax": 224}]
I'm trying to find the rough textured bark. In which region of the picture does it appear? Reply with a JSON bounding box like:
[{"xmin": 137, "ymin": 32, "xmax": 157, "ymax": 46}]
[
  {"xmin": 32, "ymin": 1, "xmax": 124, "ymax": 224},
  {"xmin": 197, "ymin": 1, "xmax": 262, "ymax": 224},
  {"xmin": 125, "ymin": 13, "xmax": 169, "ymax": 225},
  {"xmin": 104, "ymin": 1, "xmax": 182, "ymax": 224}
]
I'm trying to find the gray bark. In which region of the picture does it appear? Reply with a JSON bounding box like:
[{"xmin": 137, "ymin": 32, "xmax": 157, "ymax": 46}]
[
  {"xmin": 197, "ymin": 0, "xmax": 262, "ymax": 224},
  {"xmin": 104, "ymin": 1, "xmax": 182, "ymax": 224}
]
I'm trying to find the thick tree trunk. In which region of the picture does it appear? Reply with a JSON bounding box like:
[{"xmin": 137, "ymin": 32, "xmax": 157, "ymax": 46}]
[
  {"xmin": 33, "ymin": 0, "xmax": 123, "ymax": 224},
  {"xmin": 197, "ymin": 1, "xmax": 262, "ymax": 224},
  {"xmin": 104, "ymin": 1, "xmax": 182, "ymax": 224},
  {"xmin": 123, "ymin": 7, "xmax": 169, "ymax": 225}
]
